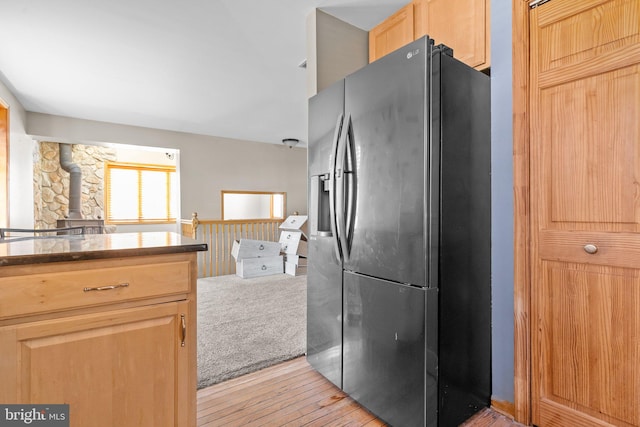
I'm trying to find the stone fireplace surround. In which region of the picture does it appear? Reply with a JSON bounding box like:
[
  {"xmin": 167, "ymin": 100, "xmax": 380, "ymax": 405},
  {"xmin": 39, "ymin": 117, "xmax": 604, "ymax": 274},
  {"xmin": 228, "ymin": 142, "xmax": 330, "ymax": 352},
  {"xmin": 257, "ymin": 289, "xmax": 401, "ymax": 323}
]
[{"xmin": 33, "ymin": 142, "xmax": 116, "ymax": 231}]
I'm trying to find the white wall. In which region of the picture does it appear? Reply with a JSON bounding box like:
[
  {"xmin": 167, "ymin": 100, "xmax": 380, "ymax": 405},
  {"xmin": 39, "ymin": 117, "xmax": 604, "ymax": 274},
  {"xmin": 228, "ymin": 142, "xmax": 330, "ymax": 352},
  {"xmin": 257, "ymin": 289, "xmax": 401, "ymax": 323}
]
[
  {"xmin": 113, "ymin": 145, "xmax": 177, "ymax": 166},
  {"xmin": 491, "ymin": 2, "xmax": 514, "ymax": 403},
  {"xmin": 306, "ymin": 9, "xmax": 368, "ymax": 97},
  {"xmin": 0, "ymin": 79, "xmax": 36, "ymax": 228},
  {"xmin": 26, "ymin": 113, "xmax": 308, "ymax": 223}
]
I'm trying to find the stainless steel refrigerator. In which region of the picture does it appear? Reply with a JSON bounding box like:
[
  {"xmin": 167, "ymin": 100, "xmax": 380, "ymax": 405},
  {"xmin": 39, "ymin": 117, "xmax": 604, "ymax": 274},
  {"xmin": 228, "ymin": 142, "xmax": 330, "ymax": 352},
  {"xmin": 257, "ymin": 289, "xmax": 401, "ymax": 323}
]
[{"xmin": 307, "ymin": 36, "xmax": 491, "ymax": 426}]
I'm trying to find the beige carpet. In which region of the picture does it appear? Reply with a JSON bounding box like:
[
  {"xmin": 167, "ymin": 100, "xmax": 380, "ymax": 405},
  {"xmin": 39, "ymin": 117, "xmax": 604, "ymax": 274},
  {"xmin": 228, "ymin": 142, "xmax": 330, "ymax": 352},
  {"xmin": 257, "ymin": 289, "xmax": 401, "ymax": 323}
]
[{"xmin": 197, "ymin": 273, "xmax": 306, "ymax": 389}]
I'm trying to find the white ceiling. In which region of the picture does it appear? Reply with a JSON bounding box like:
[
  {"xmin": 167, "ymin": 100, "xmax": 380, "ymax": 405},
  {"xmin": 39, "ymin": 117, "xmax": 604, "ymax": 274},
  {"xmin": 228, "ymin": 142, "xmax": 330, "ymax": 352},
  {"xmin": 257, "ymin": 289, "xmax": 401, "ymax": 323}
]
[{"xmin": 0, "ymin": 0, "xmax": 407, "ymax": 147}]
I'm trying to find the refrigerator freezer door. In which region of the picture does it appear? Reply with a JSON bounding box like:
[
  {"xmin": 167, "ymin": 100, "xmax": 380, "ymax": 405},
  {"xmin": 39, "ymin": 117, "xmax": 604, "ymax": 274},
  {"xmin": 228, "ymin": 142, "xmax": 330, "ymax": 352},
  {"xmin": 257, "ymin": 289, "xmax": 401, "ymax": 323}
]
[
  {"xmin": 343, "ymin": 271, "xmax": 433, "ymax": 427},
  {"xmin": 306, "ymin": 236, "xmax": 343, "ymax": 388},
  {"xmin": 343, "ymin": 37, "xmax": 434, "ymax": 287}
]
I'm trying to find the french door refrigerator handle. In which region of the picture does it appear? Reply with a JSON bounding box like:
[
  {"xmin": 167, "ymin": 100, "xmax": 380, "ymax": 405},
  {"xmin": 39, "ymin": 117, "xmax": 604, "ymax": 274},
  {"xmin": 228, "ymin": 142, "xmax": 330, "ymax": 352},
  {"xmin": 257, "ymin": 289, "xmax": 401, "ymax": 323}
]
[
  {"xmin": 335, "ymin": 113, "xmax": 351, "ymax": 260},
  {"xmin": 344, "ymin": 119, "xmax": 355, "ymax": 252},
  {"xmin": 328, "ymin": 113, "xmax": 344, "ymax": 261}
]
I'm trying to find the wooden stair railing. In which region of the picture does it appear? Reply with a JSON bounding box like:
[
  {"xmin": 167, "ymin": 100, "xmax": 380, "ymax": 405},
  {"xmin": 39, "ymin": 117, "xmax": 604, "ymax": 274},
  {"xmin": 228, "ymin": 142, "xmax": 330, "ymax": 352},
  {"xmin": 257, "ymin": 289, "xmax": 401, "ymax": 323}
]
[{"xmin": 180, "ymin": 213, "xmax": 282, "ymax": 277}]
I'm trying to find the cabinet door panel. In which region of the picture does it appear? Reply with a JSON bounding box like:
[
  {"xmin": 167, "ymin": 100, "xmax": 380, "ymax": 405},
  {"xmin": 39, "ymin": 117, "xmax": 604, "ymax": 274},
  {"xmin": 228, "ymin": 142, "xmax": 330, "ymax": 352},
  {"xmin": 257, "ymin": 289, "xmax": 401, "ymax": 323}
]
[
  {"xmin": 0, "ymin": 302, "xmax": 190, "ymax": 427},
  {"xmin": 414, "ymin": 0, "xmax": 490, "ymax": 69},
  {"xmin": 530, "ymin": 0, "xmax": 640, "ymax": 425},
  {"xmin": 368, "ymin": 3, "xmax": 414, "ymax": 62}
]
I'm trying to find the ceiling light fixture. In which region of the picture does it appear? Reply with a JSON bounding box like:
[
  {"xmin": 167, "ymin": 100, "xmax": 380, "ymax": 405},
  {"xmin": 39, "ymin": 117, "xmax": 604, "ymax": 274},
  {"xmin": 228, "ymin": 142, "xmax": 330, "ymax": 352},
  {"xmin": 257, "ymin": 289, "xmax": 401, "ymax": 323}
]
[{"xmin": 282, "ymin": 138, "xmax": 299, "ymax": 148}]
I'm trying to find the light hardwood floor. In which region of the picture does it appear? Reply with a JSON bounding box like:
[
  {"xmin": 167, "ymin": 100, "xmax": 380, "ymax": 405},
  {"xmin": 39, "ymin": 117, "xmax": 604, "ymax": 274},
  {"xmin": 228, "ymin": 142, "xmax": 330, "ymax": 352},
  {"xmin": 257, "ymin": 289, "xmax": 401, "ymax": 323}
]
[{"xmin": 197, "ymin": 357, "xmax": 524, "ymax": 426}]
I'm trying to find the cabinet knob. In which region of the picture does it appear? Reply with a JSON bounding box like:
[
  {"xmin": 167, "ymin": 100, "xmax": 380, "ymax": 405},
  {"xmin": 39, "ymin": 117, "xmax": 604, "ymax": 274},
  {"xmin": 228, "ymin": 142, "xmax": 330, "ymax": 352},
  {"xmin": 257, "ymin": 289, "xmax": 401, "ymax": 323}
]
[{"xmin": 584, "ymin": 244, "xmax": 598, "ymax": 254}]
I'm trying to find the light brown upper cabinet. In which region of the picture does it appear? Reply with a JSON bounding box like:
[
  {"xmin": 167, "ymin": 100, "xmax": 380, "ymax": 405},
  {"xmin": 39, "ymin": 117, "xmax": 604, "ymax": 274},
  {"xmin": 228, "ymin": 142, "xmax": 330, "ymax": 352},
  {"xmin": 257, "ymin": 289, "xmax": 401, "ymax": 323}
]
[
  {"xmin": 414, "ymin": 0, "xmax": 490, "ymax": 70},
  {"xmin": 368, "ymin": 3, "xmax": 415, "ymax": 63},
  {"xmin": 369, "ymin": 0, "xmax": 490, "ymax": 71}
]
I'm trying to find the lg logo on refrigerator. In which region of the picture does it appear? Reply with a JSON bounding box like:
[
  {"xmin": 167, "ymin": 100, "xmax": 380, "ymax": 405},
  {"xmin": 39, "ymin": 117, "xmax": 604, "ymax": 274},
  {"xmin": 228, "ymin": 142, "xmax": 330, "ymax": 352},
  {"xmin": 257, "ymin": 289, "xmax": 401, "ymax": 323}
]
[{"xmin": 406, "ymin": 49, "xmax": 420, "ymax": 59}]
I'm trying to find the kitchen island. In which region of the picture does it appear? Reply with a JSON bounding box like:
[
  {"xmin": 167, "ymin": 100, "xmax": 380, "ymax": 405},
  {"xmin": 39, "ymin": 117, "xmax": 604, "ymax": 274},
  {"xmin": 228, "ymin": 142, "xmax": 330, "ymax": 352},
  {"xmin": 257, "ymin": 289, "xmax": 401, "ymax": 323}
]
[{"xmin": 0, "ymin": 232, "xmax": 207, "ymax": 427}]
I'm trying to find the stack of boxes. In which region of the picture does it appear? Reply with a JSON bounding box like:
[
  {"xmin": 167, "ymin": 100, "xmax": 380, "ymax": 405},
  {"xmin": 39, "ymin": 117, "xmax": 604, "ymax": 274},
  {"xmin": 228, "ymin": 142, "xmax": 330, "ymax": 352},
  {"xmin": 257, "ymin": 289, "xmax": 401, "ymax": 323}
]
[
  {"xmin": 230, "ymin": 215, "xmax": 309, "ymax": 278},
  {"xmin": 231, "ymin": 238, "xmax": 282, "ymax": 278},
  {"xmin": 279, "ymin": 215, "xmax": 308, "ymax": 276}
]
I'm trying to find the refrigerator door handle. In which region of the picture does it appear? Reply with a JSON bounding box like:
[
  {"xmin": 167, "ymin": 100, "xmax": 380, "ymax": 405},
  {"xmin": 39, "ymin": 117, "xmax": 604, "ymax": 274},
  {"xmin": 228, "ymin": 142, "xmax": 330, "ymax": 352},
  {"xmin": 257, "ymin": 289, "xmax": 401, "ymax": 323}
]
[
  {"xmin": 335, "ymin": 113, "xmax": 351, "ymax": 260},
  {"xmin": 344, "ymin": 119, "xmax": 355, "ymax": 251},
  {"xmin": 328, "ymin": 113, "xmax": 344, "ymax": 261}
]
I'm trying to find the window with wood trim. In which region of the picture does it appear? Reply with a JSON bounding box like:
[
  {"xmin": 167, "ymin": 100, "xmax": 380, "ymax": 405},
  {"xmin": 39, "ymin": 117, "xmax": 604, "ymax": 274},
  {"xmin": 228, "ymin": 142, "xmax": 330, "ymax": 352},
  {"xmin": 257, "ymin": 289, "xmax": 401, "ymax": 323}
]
[
  {"xmin": 105, "ymin": 162, "xmax": 177, "ymax": 224},
  {"xmin": 221, "ymin": 190, "xmax": 286, "ymax": 220}
]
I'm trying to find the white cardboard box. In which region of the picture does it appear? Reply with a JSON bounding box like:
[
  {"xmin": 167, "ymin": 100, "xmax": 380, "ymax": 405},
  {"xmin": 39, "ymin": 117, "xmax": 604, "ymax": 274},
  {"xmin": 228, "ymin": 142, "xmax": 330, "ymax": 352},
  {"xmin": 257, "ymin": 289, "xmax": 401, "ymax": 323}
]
[
  {"xmin": 279, "ymin": 215, "xmax": 308, "ymax": 240},
  {"xmin": 284, "ymin": 261, "xmax": 307, "ymax": 276},
  {"xmin": 284, "ymin": 254, "xmax": 307, "ymax": 266},
  {"xmin": 278, "ymin": 231, "xmax": 308, "ymax": 256},
  {"xmin": 236, "ymin": 255, "xmax": 283, "ymax": 278},
  {"xmin": 231, "ymin": 239, "xmax": 281, "ymax": 261}
]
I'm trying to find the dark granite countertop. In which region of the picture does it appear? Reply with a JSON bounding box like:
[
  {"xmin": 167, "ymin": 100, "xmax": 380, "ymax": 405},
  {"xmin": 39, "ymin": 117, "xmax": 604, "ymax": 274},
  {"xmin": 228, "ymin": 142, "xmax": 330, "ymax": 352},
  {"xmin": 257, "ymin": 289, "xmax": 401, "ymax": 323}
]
[{"xmin": 0, "ymin": 232, "xmax": 208, "ymax": 267}]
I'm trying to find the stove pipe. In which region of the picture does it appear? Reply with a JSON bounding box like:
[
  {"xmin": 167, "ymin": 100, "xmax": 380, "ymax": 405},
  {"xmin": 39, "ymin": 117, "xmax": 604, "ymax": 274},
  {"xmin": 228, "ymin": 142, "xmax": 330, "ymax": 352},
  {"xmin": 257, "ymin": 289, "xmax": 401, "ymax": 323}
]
[{"xmin": 59, "ymin": 143, "xmax": 83, "ymax": 219}]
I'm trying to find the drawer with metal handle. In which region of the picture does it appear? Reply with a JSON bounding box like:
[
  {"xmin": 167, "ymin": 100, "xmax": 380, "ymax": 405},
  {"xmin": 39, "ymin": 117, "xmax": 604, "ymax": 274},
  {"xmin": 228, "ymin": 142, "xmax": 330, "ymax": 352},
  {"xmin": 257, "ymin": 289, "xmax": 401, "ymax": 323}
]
[
  {"xmin": 278, "ymin": 231, "xmax": 307, "ymax": 256},
  {"xmin": 235, "ymin": 255, "xmax": 283, "ymax": 278},
  {"xmin": 231, "ymin": 239, "xmax": 281, "ymax": 260},
  {"xmin": 0, "ymin": 259, "xmax": 191, "ymax": 319}
]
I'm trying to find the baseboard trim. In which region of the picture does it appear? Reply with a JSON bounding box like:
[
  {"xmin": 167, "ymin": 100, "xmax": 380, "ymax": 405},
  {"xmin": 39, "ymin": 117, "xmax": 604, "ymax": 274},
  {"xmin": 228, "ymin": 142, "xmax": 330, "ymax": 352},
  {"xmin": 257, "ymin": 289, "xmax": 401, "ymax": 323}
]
[{"xmin": 492, "ymin": 398, "xmax": 516, "ymax": 419}]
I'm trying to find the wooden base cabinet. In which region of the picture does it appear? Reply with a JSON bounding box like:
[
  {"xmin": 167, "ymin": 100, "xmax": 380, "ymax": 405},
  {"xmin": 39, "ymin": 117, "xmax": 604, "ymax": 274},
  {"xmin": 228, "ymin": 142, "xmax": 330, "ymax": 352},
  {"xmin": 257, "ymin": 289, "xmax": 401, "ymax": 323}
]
[{"xmin": 0, "ymin": 253, "xmax": 198, "ymax": 427}]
